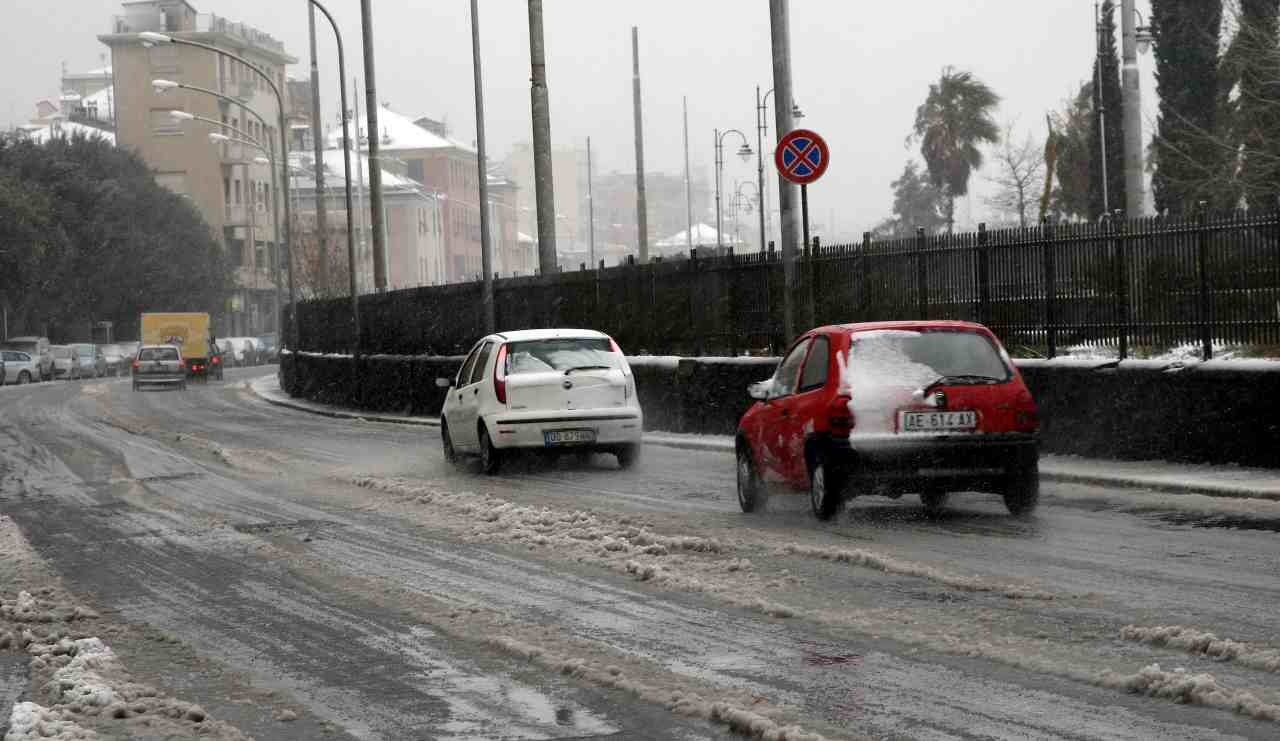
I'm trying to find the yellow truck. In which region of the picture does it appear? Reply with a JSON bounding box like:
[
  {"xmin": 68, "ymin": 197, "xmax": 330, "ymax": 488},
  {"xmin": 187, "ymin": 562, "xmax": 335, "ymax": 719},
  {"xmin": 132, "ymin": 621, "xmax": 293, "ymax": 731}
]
[{"xmin": 138, "ymin": 313, "xmax": 223, "ymax": 381}]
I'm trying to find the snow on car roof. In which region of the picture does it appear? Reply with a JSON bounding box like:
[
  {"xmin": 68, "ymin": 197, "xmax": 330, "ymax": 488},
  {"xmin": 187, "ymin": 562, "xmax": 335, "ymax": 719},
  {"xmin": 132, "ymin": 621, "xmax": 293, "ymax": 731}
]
[{"xmin": 490, "ymin": 329, "xmax": 610, "ymax": 342}]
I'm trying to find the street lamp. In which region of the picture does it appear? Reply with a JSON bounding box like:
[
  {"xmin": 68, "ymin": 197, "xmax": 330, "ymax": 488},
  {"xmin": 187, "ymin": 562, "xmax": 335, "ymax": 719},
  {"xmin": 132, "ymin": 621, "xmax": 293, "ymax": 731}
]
[
  {"xmin": 137, "ymin": 31, "xmax": 297, "ymax": 349},
  {"xmin": 756, "ymin": 87, "xmax": 805, "ymax": 254},
  {"xmin": 714, "ymin": 128, "xmax": 753, "ymax": 250},
  {"xmin": 155, "ymin": 79, "xmax": 284, "ymax": 337}
]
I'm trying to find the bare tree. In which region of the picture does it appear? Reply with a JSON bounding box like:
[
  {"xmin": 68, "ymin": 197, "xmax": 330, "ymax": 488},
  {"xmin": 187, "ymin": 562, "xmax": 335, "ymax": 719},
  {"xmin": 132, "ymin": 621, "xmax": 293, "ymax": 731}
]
[{"xmin": 985, "ymin": 122, "xmax": 1045, "ymax": 227}]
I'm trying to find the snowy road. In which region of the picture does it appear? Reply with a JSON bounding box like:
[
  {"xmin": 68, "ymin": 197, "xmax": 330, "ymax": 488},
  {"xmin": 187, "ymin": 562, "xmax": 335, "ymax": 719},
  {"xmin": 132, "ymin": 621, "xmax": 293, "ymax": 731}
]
[{"xmin": 2, "ymin": 368, "xmax": 1279, "ymax": 740}]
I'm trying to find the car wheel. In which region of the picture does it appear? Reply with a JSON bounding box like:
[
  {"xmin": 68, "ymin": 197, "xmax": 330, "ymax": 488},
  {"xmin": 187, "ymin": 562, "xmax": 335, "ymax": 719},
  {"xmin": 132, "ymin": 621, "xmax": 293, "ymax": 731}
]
[
  {"xmin": 18, "ymin": 371, "xmax": 31, "ymax": 385},
  {"xmin": 736, "ymin": 442, "xmax": 764, "ymax": 513},
  {"xmin": 1003, "ymin": 459, "xmax": 1040, "ymax": 517},
  {"xmin": 921, "ymin": 490, "xmax": 949, "ymax": 515},
  {"xmin": 615, "ymin": 444, "xmax": 641, "ymax": 470},
  {"xmin": 441, "ymin": 421, "xmax": 461, "ymax": 468},
  {"xmin": 808, "ymin": 454, "xmax": 844, "ymax": 521},
  {"xmin": 478, "ymin": 424, "xmax": 502, "ymax": 475}
]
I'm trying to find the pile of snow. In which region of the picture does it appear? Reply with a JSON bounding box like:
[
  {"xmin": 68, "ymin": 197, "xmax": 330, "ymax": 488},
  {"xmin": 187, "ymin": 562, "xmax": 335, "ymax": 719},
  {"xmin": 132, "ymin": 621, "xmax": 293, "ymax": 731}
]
[
  {"xmin": 1121, "ymin": 625, "xmax": 1280, "ymax": 674},
  {"xmin": 778, "ymin": 544, "xmax": 1055, "ymax": 601},
  {"xmin": 45, "ymin": 638, "xmax": 118, "ymax": 709},
  {"xmin": 1103, "ymin": 663, "xmax": 1280, "ymax": 721},
  {"xmin": 4, "ymin": 701, "xmax": 97, "ymax": 740},
  {"xmin": 839, "ymin": 331, "xmax": 937, "ymax": 435}
]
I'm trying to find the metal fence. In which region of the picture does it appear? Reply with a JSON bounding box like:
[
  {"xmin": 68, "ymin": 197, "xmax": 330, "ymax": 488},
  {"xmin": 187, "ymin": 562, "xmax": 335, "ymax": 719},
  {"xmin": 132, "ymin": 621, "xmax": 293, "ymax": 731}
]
[{"xmin": 292, "ymin": 209, "xmax": 1280, "ymax": 359}]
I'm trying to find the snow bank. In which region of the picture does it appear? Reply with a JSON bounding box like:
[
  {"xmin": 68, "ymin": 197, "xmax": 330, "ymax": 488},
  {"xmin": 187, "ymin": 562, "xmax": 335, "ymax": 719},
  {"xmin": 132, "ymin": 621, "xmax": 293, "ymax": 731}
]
[
  {"xmin": 1120, "ymin": 625, "xmax": 1280, "ymax": 674},
  {"xmin": 778, "ymin": 544, "xmax": 1055, "ymax": 601},
  {"xmin": 4, "ymin": 701, "xmax": 97, "ymax": 741},
  {"xmin": 1103, "ymin": 663, "xmax": 1280, "ymax": 721}
]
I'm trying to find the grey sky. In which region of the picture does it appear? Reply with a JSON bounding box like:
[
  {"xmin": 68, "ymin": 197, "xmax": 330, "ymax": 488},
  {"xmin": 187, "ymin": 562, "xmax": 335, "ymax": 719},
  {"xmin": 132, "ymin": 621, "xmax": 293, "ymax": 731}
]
[{"xmin": 3, "ymin": 1, "xmax": 1157, "ymax": 238}]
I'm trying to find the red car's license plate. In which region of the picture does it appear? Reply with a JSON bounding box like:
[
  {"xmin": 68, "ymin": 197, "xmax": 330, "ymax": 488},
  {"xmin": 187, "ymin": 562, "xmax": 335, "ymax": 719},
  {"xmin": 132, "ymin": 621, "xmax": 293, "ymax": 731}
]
[{"xmin": 898, "ymin": 410, "xmax": 976, "ymax": 433}]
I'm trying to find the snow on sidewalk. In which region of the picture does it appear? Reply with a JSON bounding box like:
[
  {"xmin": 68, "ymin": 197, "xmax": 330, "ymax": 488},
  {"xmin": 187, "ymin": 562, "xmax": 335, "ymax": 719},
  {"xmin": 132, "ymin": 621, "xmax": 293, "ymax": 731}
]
[{"xmin": 247, "ymin": 376, "xmax": 1280, "ymax": 501}]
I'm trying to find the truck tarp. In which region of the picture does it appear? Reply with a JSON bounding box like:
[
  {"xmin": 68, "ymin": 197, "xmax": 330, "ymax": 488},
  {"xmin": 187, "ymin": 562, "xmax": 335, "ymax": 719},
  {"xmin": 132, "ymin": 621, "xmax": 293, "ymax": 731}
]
[{"xmin": 140, "ymin": 313, "xmax": 211, "ymax": 359}]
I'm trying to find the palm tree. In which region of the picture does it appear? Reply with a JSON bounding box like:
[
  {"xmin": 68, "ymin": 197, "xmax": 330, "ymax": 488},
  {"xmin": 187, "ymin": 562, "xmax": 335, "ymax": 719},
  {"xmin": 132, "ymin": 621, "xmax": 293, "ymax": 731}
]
[{"xmin": 912, "ymin": 67, "xmax": 1002, "ymax": 233}]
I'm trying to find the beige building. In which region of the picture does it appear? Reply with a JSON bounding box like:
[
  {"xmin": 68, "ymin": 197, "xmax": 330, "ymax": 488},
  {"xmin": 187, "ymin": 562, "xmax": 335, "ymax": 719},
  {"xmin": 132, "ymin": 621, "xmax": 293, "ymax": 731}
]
[
  {"xmin": 100, "ymin": 0, "xmax": 295, "ymax": 336},
  {"xmin": 499, "ymin": 141, "xmax": 579, "ymax": 263}
]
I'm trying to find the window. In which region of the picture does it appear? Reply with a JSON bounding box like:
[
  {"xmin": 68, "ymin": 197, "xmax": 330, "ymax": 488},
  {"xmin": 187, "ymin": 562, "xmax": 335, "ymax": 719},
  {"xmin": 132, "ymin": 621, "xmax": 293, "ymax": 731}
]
[
  {"xmin": 469, "ymin": 342, "xmax": 495, "ymax": 386},
  {"xmin": 234, "ymin": 179, "xmax": 242, "ymax": 204},
  {"xmin": 224, "ymin": 177, "xmax": 231, "ymax": 202},
  {"xmin": 407, "ymin": 159, "xmax": 425, "ymax": 183},
  {"xmin": 504, "ymin": 338, "xmax": 617, "ymax": 376},
  {"xmin": 457, "ymin": 342, "xmax": 484, "ymax": 386},
  {"xmin": 771, "ymin": 338, "xmax": 812, "ymax": 398},
  {"xmin": 228, "ymin": 239, "xmax": 244, "ymax": 265},
  {"xmin": 799, "ymin": 335, "xmax": 830, "ymax": 392},
  {"xmin": 138, "ymin": 347, "xmax": 180, "ymax": 361},
  {"xmin": 255, "ymin": 241, "xmax": 266, "ymax": 269},
  {"xmin": 150, "ymin": 108, "xmax": 183, "ymax": 136}
]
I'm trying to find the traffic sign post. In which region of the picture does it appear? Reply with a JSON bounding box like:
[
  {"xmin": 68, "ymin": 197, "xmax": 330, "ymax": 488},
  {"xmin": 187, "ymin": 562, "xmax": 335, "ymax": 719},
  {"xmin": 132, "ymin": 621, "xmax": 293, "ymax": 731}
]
[{"xmin": 776, "ymin": 129, "xmax": 829, "ymax": 328}]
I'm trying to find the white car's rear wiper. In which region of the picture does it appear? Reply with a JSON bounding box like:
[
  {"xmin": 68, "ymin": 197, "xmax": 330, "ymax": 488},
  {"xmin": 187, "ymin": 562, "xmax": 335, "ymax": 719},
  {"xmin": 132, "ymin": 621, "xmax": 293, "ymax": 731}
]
[{"xmin": 564, "ymin": 365, "xmax": 612, "ymax": 375}]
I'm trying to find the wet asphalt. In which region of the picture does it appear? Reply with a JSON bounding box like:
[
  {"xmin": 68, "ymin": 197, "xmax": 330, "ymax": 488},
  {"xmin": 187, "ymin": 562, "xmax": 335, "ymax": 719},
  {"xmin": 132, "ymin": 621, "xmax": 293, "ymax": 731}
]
[{"xmin": 1, "ymin": 368, "xmax": 1278, "ymax": 740}]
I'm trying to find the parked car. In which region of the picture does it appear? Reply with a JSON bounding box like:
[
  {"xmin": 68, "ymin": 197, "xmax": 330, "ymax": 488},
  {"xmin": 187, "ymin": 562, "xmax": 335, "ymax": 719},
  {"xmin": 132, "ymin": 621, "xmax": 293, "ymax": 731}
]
[
  {"xmin": 1, "ymin": 337, "xmax": 53, "ymax": 381},
  {"xmin": 50, "ymin": 345, "xmax": 82, "ymax": 380},
  {"xmin": 1, "ymin": 349, "xmax": 40, "ymax": 385},
  {"xmin": 734, "ymin": 321, "xmax": 1041, "ymax": 521},
  {"xmin": 230, "ymin": 337, "xmax": 259, "ymax": 366},
  {"xmin": 100, "ymin": 344, "xmax": 129, "ymax": 376},
  {"xmin": 437, "ymin": 329, "xmax": 643, "ymax": 474},
  {"xmin": 131, "ymin": 345, "xmax": 187, "ymax": 391},
  {"xmin": 70, "ymin": 343, "xmax": 107, "ymax": 378},
  {"xmin": 216, "ymin": 338, "xmax": 240, "ymax": 367},
  {"xmin": 255, "ymin": 334, "xmax": 278, "ymax": 363}
]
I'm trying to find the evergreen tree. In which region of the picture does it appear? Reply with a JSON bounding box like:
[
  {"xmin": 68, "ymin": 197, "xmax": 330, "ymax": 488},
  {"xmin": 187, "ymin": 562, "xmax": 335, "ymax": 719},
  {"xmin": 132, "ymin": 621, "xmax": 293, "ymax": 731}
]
[
  {"xmin": 880, "ymin": 160, "xmax": 947, "ymax": 237},
  {"xmin": 1151, "ymin": 0, "xmax": 1224, "ymax": 215},
  {"xmin": 1089, "ymin": 0, "xmax": 1127, "ymax": 219},
  {"xmin": 1051, "ymin": 83, "xmax": 1094, "ymax": 220},
  {"xmin": 1233, "ymin": 0, "xmax": 1280, "ymax": 210}
]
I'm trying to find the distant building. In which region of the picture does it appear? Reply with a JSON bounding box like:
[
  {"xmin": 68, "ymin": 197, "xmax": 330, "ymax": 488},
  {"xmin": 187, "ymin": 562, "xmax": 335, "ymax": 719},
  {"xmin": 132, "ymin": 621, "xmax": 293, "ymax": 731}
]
[
  {"xmin": 100, "ymin": 1, "xmax": 296, "ymax": 336},
  {"xmin": 585, "ymin": 171, "xmax": 712, "ymax": 264},
  {"xmin": 329, "ymin": 105, "xmax": 525, "ymax": 284},
  {"xmin": 498, "ymin": 141, "xmax": 579, "ymax": 262}
]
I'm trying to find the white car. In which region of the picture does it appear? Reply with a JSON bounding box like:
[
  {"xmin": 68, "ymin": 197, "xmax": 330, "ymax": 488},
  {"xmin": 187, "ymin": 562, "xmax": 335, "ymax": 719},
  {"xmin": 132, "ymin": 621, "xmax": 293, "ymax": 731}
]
[
  {"xmin": 1, "ymin": 350, "xmax": 40, "ymax": 385},
  {"xmin": 438, "ymin": 329, "xmax": 643, "ymax": 473}
]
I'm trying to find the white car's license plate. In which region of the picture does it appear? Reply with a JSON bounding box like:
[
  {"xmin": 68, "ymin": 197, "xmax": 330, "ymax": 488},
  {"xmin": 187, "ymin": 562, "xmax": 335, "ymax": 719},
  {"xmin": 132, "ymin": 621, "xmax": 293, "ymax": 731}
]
[
  {"xmin": 544, "ymin": 429, "xmax": 596, "ymax": 446},
  {"xmin": 898, "ymin": 410, "xmax": 977, "ymax": 433}
]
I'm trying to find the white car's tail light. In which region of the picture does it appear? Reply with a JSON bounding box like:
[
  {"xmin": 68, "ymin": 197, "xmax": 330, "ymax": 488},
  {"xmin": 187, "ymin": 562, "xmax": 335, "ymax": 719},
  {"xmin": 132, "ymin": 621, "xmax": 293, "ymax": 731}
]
[{"xmin": 493, "ymin": 343, "xmax": 509, "ymax": 404}]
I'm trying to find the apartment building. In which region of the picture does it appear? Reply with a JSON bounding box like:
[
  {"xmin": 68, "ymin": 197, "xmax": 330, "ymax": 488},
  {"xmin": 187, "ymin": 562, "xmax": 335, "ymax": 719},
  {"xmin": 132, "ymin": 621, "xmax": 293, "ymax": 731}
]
[
  {"xmin": 99, "ymin": 0, "xmax": 295, "ymax": 336},
  {"xmin": 329, "ymin": 105, "xmax": 524, "ymax": 284}
]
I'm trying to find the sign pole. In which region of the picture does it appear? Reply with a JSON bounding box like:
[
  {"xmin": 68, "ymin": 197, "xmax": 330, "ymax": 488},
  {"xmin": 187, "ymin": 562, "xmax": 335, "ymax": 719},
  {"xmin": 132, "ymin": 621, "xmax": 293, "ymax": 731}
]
[{"xmin": 800, "ymin": 182, "xmax": 813, "ymax": 327}]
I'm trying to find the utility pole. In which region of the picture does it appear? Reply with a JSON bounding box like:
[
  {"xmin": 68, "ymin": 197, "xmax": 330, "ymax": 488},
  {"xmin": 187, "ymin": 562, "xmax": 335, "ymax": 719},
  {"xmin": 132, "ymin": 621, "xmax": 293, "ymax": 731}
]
[
  {"xmin": 683, "ymin": 96, "xmax": 693, "ymax": 252},
  {"xmin": 769, "ymin": 0, "xmax": 798, "ymax": 340},
  {"xmin": 1120, "ymin": 0, "xmax": 1144, "ymax": 217},
  {"xmin": 470, "ymin": 0, "xmax": 494, "ymax": 333},
  {"xmin": 755, "ymin": 86, "xmax": 767, "ymax": 254},
  {"xmin": 1095, "ymin": 2, "xmax": 1110, "ymax": 216},
  {"xmin": 632, "ymin": 26, "xmax": 649, "ymax": 263},
  {"xmin": 352, "ymin": 77, "xmax": 369, "ymax": 293},
  {"xmin": 307, "ymin": 2, "xmax": 329, "ymax": 295},
  {"xmin": 359, "ymin": 0, "xmax": 387, "ymax": 290},
  {"xmin": 528, "ymin": 0, "xmax": 558, "ymax": 274},
  {"xmin": 587, "ymin": 136, "xmax": 596, "ymax": 267}
]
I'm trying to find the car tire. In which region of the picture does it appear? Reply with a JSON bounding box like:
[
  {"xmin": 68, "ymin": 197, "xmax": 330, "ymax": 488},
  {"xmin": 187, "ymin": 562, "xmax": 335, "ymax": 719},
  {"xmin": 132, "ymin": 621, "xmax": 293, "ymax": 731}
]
[
  {"xmin": 615, "ymin": 444, "xmax": 641, "ymax": 470},
  {"xmin": 809, "ymin": 454, "xmax": 844, "ymax": 522},
  {"xmin": 441, "ymin": 421, "xmax": 461, "ymax": 468},
  {"xmin": 1002, "ymin": 459, "xmax": 1040, "ymax": 517},
  {"xmin": 478, "ymin": 424, "xmax": 502, "ymax": 475},
  {"xmin": 18, "ymin": 371, "xmax": 31, "ymax": 385},
  {"xmin": 921, "ymin": 490, "xmax": 949, "ymax": 515},
  {"xmin": 736, "ymin": 442, "xmax": 764, "ymax": 513}
]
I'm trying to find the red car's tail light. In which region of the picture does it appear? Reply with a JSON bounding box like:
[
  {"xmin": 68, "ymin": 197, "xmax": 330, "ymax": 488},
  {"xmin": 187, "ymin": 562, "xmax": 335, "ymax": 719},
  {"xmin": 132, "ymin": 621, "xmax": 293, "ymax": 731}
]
[
  {"xmin": 493, "ymin": 343, "xmax": 508, "ymax": 404},
  {"xmin": 1014, "ymin": 389, "xmax": 1039, "ymax": 432},
  {"xmin": 828, "ymin": 394, "xmax": 854, "ymax": 437},
  {"xmin": 131, "ymin": 360, "xmax": 139, "ymax": 369}
]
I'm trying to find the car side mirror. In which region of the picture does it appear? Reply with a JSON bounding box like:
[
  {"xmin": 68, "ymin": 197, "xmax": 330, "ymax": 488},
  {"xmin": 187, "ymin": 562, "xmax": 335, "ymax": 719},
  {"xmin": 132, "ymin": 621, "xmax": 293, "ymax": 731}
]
[
  {"xmin": 747, "ymin": 380, "xmax": 772, "ymax": 401},
  {"xmin": 435, "ymin": 377, "xmax": 453, "ymax": 389}
]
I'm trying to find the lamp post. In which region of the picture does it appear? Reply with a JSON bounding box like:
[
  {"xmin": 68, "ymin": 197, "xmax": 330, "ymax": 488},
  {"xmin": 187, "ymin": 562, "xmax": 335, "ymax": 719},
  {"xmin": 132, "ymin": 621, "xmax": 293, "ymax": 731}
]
[
  {"xmin": 307, "ymin": 0, "xmax": 362, "ymax": 357},
  {"xmin": 735, "ymin": 181, "xmax": 761, "ymax": 251},
  {"xmin": 756, "ymin": 87, "xmax": 804, "ymax": 251},
  {"xmin": 1121, "ymin": 0, "xmax": 1152, "ymax": 217},
  {"xmin": 155, "ymin": 80, "xmax": 282, "ymax": 336},
  {"xmin": 714, "ymin": 129, "xmax": 753, "ymax": 250},
  {"xmin": 138, "ymin": 31, "xmax": 298, "ymax": 350}
]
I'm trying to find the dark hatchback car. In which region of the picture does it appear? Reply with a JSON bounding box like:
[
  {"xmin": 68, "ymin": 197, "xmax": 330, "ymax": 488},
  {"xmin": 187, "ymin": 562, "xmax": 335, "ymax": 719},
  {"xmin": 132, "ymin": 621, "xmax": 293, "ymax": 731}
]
[{"xmin": 735, "ymin": 321, "xmax": 1040, "ymax": 521}]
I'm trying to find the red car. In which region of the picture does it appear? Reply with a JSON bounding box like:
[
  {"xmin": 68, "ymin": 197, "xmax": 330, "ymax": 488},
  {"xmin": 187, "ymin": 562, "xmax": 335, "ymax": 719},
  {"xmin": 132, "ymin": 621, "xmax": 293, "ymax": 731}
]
[{"xmin": 735, "ymin": 321, "xmax": 1040, "ymax": 520}]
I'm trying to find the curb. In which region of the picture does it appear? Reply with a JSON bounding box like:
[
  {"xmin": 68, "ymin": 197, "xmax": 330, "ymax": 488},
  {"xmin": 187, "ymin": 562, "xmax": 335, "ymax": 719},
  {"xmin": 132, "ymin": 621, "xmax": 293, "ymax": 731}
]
[{"xmin": 246, "ymin": 377, "xmax": 1280, "ymax": 502}]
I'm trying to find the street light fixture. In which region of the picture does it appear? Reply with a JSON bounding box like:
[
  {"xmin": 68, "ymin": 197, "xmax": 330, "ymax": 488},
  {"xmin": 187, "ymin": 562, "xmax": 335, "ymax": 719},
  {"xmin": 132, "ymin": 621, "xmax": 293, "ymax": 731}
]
[
  {"xmin": 137, "ymin": 31, "xmax": 297, "ymax": 348},
  {"xmin": 714, "ymin": 128, "xmax": 753, "ymax": 250}
]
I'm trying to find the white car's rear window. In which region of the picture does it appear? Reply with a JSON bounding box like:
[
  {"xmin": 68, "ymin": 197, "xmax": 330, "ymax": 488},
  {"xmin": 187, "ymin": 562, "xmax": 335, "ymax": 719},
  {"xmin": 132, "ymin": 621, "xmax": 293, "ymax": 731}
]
[
  {"xmin": 506, "ymin": 338, "xmax": 618, "ymax": 376},
  {"xmin": 138, "ymin": 347, "xmax": 180, "ymax": 361}
]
